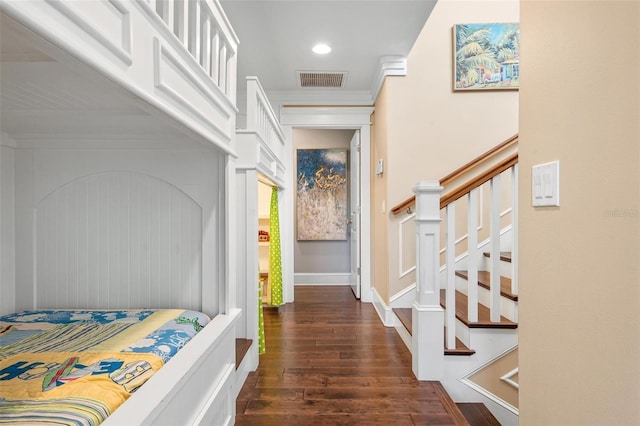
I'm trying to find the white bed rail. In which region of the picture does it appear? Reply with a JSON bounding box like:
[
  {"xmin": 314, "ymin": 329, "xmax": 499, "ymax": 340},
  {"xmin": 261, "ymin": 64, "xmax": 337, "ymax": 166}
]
[
  {"xmin": 103, "ymin": 309, "xmax": 240, "ymax": 426},
  {"xmin": 0, "ymin": 0, "xmax": 239, "ymax": 153},
  {"xmin": 142, "ymin": 0, "xmax": 237, "ymax": 100},
  {"xmin": 238, "ymin": 77, "xmax": 287, "ymax": 187}
]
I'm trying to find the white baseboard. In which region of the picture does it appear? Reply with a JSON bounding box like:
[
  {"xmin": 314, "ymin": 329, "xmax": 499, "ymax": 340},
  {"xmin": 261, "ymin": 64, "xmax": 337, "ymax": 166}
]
[
  {"xmin": 389, "ymin": 283, "xmax": 416, "ymax": 308},
  {"xmin": 371, "ymin": 287, "xmax": 395, "ymax": 327},
  {"xmin": 294, "ymin": 273, "xmax": 352, "ymax": 285}
]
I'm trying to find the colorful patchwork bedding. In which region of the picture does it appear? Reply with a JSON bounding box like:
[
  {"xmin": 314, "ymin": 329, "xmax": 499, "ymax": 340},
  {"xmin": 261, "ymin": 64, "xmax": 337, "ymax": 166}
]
[{"xmin": 0, "ymin": 309, "xmax": 210, "ymax": 425}]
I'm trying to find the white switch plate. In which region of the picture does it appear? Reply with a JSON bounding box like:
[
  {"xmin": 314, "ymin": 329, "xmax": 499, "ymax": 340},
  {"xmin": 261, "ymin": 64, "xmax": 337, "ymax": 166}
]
[{"xmin": 532, "ymin": 160, "xmax": 560, "ymax": 207}]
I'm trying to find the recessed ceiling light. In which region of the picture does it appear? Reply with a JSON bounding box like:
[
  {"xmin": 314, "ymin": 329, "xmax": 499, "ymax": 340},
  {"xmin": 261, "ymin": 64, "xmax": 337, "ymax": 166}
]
[{"xmin": 312, "ymin": 44, "xmax": 331, "ymax": 55}]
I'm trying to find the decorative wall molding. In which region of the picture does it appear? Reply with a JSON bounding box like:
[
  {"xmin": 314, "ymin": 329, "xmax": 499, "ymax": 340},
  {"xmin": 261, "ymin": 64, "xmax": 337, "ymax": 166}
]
[
  {"xmin": 459, "ymin": 344, "xmax": 519, "ymax": 416},
  {"xmin": 47, "ymin": 0, "xmax": 133, "ymax": 66},
  {"xmin": 153, "ymin": 37, "xmax": 232, "ymax": 147},
  {"xmin": 500, "ymin": 368, "xmax": 519, "ymax": 390},
  {"xmin": 399, "ymin": 212, "xmax": 416, "ymax": 278},
  {"xmin": 389, "ymin": 283, "xmax": 416, "ymax": 308}
]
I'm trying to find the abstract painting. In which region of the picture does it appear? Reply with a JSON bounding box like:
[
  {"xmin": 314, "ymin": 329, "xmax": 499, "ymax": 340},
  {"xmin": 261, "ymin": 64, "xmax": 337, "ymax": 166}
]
[
  {"xmin": 296, "ymin": 148, "xmax": 348, "ymax": 240},
  {"xmin": 453, "ymin": 22, "xmax": 520, "ymax": 91}
]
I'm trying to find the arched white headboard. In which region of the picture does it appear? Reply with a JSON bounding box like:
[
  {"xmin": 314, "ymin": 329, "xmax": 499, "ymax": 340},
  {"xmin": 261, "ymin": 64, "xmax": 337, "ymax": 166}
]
[{"xmin": 34, "ymin": 171, "xmax": 203, "ymax": 311}]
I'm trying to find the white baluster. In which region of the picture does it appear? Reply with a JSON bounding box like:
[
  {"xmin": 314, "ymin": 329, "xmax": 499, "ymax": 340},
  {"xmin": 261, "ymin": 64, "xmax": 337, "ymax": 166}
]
[
  {"xmin": 490, "ymin": 174, "xmax": 501, "ymax": 322},
  {"xmin": 467, "ymin": 188, "xmax": 479, "ymax": 322},
  {"xmin": 200, "ymin": 15, "xmax": 211, "ymax": 74},
  {"xmin": 511, "ymin": 164, "xmax": 519, "ymax": 317},
  {"xmin": 210, "ymin": 30, "xmax": 220, "ymax": 81},
  {"xmin": 412, "ymin": 181, "xmax": 444, "ymax": 380},
  {"xmin": 176, "ymin": 0, "xmax": 189, "ymax": 45},
  {"xmin": 445, "ymin": 203, "xmax": 456, "ymax": 350},
  {"xmin": 188, "ymin": 0, "xmax": 200, "ymax": 58},
  {"xmin": 218, "ymin": 44, "xmax": 227, "ymax": 89}
]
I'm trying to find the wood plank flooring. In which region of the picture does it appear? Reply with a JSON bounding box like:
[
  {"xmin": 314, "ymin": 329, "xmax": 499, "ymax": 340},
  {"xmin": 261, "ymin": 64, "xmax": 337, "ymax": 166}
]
[{"xmin": 236, "ymin": 286, "xmax": 470, "ymax": 425}]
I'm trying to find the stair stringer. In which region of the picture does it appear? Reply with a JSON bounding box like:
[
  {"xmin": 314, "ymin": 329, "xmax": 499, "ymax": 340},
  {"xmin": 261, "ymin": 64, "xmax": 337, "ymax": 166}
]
[{"xmin": 442, "ymin": 330, "xmax": 518, "ymax": 426}]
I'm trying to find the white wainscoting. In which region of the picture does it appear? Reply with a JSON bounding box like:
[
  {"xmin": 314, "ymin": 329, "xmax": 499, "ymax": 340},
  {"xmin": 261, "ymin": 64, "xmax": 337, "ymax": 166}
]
[
  {"xmin": 34, "ymin": 171, "xmax": 203, "ymax": 311},
  {"xmin": 1, "ymin": 143, "xmax": 16, "ymax": 315},
  {"xmin": 14, "ymin": 148, "xmax": 223, "ymax": 316}
]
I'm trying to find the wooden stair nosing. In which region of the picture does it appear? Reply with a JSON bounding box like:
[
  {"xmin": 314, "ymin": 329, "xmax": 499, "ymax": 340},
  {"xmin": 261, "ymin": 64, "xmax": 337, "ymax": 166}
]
[
  {"xmin": 444, "ymin": 327, "xmax": 475, "ymax": 356},
  {"xmin": 392, "ymin": 308, "xmax": 412, "ymax": 335},
  {"xmin": 440, "ymin": 289, "xmax": 517, "ymax": 329},
  {"xmin": 483, "ymin": 251, "xmax": 512, "ymax": 263},
  {"xmin": 457, "ymin": 402, "xmax": 501, "ymax": 426},
  {"xmin": 455, "ymin": 270, "xmax": 518, "ymax": 301},
  {"xmin": 393, "ymin": 308, "xmax": 475, "ymax": 356},
  {"xmin": 235, "ymin": 338, "xmax": 253, "ymax": 369}
]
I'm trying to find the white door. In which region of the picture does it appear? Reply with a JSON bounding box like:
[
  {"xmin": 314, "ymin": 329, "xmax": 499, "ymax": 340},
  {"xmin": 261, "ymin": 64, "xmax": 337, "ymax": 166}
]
[{"xmin": 349, "ymin": 130, "xmax": 361, "ymax": 298}]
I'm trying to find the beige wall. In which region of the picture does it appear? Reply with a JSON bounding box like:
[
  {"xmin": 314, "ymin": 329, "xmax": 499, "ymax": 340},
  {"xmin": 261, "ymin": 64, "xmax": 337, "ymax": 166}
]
[
  {"xmin": 372, "ymin": 83, "xmax": 390, "ymax": 302},
  {"xmin": 377, "ymin": 0, "xmax": 520, "ymax": 302},
  {"xmin": 385, "ymin": 0, "xmax": 520, "ymax": 208},
  {"xmin": 519, "ymin": 1, "xmax": 640, "ymax": 425}
]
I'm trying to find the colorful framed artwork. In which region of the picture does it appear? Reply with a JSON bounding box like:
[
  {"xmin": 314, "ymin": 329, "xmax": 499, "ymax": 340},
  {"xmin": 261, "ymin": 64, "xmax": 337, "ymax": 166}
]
[
  {"xmin": 453, "ymin": 22, "xmax": 520, "ymax": 91},
  {"xmin": 296, "ymin": 148, "xmax": 348, "ymax": 241}
]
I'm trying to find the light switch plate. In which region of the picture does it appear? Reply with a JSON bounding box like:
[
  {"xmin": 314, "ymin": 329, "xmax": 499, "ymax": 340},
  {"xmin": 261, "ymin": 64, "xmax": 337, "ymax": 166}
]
[{"xmin": 532, "ymin": 161, "xmax": 560, "ymax": 207}]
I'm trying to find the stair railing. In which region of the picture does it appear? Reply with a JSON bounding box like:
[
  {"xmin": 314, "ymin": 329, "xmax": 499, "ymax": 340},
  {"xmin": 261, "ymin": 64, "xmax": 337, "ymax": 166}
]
[{"xmin": 393, "ymin": 134, "xmax": 518, "ymax": 379}]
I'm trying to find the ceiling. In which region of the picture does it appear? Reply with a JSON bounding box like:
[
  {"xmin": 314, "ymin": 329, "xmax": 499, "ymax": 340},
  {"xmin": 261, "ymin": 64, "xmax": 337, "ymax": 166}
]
[{"xmin": 220, "ymin": 0, "xmax": 437, "ymax": 105}]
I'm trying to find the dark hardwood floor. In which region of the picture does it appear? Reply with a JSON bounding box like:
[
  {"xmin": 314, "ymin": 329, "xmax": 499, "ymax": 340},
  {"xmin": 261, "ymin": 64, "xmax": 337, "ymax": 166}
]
[{"xmin": 235, "ymin": 286, "xmax": 470, "ymax": 425}]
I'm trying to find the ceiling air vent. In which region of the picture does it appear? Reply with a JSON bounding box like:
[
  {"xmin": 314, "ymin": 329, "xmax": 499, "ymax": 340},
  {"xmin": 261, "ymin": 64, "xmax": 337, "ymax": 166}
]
[{"xmin": 297, "ymin": 71, "xmax": 347, "ymax": 88}]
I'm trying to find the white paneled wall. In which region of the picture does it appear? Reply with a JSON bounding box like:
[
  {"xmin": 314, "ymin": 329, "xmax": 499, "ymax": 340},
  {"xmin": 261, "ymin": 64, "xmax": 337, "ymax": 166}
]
[
  {"xmin": 34, "ymin": 171, "xmax": 202, "ymax": 310},
  {"xmin": 1, "ymin": 143, "xmax": 16, "ymax": 315},
  {"xmin": 14, "ymin": 148, "xmax": 223, "ymax": 316}
]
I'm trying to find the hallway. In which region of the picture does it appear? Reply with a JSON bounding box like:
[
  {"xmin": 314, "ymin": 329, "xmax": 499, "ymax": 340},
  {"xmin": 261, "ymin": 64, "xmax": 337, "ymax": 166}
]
[{"xmin": 235, "ymin": 286, "xmax": 470, "ymax": 425}]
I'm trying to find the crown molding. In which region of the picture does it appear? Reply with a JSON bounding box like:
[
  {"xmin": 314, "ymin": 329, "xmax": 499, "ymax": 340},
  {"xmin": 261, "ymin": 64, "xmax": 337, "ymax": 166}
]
[{"xmin": 371, "ymin": 56, "xmax": 407, "ymax": 103}]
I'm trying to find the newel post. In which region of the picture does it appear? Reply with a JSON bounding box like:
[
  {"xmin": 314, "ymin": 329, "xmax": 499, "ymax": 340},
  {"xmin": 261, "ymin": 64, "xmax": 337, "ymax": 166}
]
[{"xmin": 412, "ymin": 181, "xmax": 445, "ymax": 380}]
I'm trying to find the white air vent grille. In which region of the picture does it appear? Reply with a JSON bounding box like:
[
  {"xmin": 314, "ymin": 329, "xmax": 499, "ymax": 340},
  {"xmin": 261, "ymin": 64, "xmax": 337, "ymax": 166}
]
[{"xmin": 297, "ymin": 71, "xmax": 347, "ymax": 88}]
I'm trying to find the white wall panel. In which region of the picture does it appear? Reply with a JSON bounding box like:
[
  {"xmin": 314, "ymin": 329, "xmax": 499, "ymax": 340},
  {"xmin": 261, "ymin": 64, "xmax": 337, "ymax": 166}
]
[
  {"xmin": 1, "ymin": 144, "xmax": 16, "ymax": 315},
  {"xmin": 34, "ymin": 171, "xmax": 203, "ymax": 311},
  {"xmin": 14, "ymin": 148, "xmax": 222, "ymax": 316}
]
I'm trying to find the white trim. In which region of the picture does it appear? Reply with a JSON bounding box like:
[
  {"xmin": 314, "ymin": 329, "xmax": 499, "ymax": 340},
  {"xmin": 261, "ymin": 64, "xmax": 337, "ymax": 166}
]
[
  {"xmin": 459, "ymin": 344, "xmax": 519, "ymax": 416},
  {"xmin": 371, "ymin": 56, "xmax": 407, "ymax": 103},
  {"xmin": 371, "ymin": 286, "xmax": 394, "ymax": 327},
  {"xmin": 153, "ymin": 38, "xmax": 233, "ymax": 147},
  {"xmin": 500, "ymin": 368, "xmax": 519, "ymax": 390},
  {"xmin": 47, "ymin": 0, "xmax": 133, "ymax": 66},
  {"xmin": 294, "ymin": 273, "xmax": 351, "ymax": 285},
  {"xmin": 398, "ymin": 212, "xmax": 416, "ymax": 279},
  {"xmin": 389, "ymin": 283, "xmax": 416, "ymax": 308},
  {"xmin": 280, "ymin": 106, "xmax": 374, "ymax": 304}
]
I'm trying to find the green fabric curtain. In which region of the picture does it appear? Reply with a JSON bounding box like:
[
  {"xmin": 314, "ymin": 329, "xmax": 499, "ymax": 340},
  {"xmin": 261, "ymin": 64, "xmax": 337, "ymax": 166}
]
[
  {"xmin": 258, "ymin": 274, "xmax": 265, "ymax": 354},
  {"xmin": 269, "ymin": 187, "xmax": 283, "ymax": 306}
]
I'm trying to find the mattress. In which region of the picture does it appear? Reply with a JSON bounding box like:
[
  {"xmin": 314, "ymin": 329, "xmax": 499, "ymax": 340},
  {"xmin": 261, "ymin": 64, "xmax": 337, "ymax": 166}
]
[{"xmin": 0, "ymin": 309, "xmax": 210, "ymax": 425}]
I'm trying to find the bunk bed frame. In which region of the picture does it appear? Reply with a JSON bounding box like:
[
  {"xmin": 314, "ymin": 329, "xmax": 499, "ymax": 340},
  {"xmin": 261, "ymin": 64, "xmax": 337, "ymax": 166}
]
[{"xmin": 0, "ymin": 1, "xmax": 283, "ymax": 424}]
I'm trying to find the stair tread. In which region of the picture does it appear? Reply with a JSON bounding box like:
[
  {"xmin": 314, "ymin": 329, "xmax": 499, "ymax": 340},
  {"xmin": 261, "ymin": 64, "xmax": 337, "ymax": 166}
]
[
  {"xmin": 235, "ymin": 338, "xmax": 253, "ymax": 369},
  {"xmin": 440, "ymin": 289, "xmax": 518, "ymax": 329},
  {"xmin": 483, "ymin": 251, "xmax": 512, "ymax": 263},
  {"xmin": 456, "ymin": 270, "xmax": 518, "ymax": 301},
  {"xmin": 393, "ymin": 308, "xmax": 412, "ymax": 335},
  {"xmin": 392, "ymin": 308, "xmax": 475, "ymax": 356},
  {"xmin": 457, "ymin": 402, "xmax": 502, "ymax": 426},
  {"xmin": 444, "ymin": 327, "xmax": 475, "ymax": 356}
]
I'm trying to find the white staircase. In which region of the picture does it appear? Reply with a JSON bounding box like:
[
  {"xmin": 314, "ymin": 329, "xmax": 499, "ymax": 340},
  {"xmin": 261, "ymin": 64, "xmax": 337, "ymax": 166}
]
[{"xmin": 392, "ymin": 135, "xmax": 520, "ymax": 426}]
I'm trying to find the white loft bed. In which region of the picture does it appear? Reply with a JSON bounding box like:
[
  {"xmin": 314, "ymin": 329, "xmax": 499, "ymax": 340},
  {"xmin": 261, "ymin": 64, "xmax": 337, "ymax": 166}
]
[
  {"xmin": 234, "ymin": 76, "xmax": 287, "ymax": 391},
  {"xmin": 0, "ymin": 0, "xmax": 242, "ymax": 424}
]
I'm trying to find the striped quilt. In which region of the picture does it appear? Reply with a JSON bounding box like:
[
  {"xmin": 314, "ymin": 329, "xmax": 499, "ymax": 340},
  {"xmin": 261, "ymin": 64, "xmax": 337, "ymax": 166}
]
[{"xmin": 0, "ymin": 309, "xmax": 210, "ymax": 425}]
